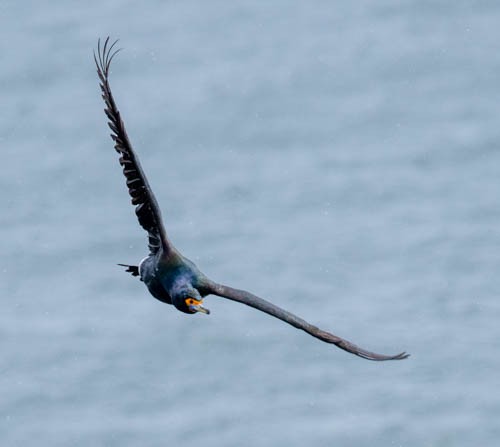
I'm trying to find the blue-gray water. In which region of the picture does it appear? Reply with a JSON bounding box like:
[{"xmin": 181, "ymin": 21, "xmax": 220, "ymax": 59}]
[{"xmin": 1, "ymin": 2, "xmax": 499, "ymax": 446}]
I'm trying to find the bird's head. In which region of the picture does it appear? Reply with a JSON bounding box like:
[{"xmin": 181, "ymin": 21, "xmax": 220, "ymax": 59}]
[{"xmin": 172, "ymin": 287, "xmax": 210, "ymax": 315}]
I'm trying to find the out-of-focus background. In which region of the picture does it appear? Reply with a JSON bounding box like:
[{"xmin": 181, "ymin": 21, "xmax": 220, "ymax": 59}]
[{"xmin": 1, "ymin": 1, "xmax": 499, "ymax": 446}]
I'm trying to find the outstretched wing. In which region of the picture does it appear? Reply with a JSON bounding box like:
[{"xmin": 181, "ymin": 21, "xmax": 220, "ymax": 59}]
[
  {"xmin": 207, "ymin": 282, "xmax": 409, "ymax": 361},
  {"xmin": 94, "ymin": 37, "xmax": 172, "ymax": 256}
]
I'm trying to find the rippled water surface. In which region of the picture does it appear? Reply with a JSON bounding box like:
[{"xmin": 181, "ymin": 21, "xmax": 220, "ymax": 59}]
[{"xmin": 1, "ymin": 2, "xmax": 500, "ymax": 446}]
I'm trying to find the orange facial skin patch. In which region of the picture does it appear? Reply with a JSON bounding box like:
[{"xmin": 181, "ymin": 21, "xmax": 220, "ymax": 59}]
[{"xmin": 185, "ymin": 298, "xmax": 203, "ymax": 307}]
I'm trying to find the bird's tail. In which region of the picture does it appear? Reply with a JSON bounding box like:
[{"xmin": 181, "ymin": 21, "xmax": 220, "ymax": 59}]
[{"xmin": 118, "ymin": 264, "xmax": 140, "ymax": 277}]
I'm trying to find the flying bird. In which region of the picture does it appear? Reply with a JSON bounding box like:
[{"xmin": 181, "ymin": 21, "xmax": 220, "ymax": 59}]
[{"xmin": 94, "ymin": 38, "xmax": 408, "ymax": 361}]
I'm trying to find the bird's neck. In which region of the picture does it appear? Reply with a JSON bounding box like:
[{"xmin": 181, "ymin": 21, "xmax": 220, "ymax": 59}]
[
  {"xmin": 169, "ymin": 277, "xmax": 194, "ymax": 296},
  {"xmin": 158, "ymin": 265, "xmax": 195, "ymax": 297}
]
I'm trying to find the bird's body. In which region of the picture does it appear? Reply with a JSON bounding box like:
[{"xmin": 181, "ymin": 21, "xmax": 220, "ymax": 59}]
[
  {"xmin": 138, "ymin": 253, "xmax": 210, "ymax": 307},
  {"xmin": 95, "ymin": 38, "xmax": 409, "ymax": 361}
]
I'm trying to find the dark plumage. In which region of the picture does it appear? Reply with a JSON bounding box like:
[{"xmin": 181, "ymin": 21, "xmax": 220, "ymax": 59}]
[{"xmin": 95, "ymin": 38, "xmax": 409, "ymax": 361}]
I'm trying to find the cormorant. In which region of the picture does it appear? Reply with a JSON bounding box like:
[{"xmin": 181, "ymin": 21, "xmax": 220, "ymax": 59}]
[{"xmin": 94, "ymin": 38, "xmax": 408, "ymax": 361}]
